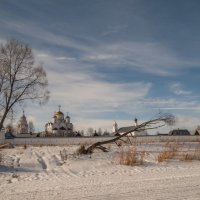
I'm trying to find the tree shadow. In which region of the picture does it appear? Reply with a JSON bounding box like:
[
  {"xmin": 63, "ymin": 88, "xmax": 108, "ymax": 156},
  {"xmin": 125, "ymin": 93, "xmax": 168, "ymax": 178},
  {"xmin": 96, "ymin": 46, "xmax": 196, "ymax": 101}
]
[{"xmin": 0, "ymin": 165, "xmax": 41, "ymax": 173}]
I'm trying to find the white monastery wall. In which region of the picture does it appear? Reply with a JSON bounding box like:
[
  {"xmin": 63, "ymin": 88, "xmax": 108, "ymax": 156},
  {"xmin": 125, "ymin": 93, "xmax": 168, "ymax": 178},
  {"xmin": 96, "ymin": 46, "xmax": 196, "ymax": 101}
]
[{"xmin": 1, "ymin": 135, "xmax": 200, "ymax": 145}]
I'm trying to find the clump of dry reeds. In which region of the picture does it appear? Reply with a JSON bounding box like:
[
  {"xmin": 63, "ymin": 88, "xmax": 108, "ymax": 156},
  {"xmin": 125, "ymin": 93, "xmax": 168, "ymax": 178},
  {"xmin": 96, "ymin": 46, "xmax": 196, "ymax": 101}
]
[
  {"xmin": 194, "ymin": 143, "xmax": 200, "ymax": 159},
  {"xmin": 157, "ymin": 142, "xmax": 180, "ymax": 162},
  {"xmin": 12, "ymin": 173, "xmax": 19, "ymax": 179},
  {"xmin": 76, "ymin": 145, "xmax": 87, "ymax": 155},
  {"xmin": 119, "ymin": 147, "xmax": 146, "ymax": 166},
  {"xmin": 60, "ymin": 148, "xmax": 68, "ymax": 162},
  {"xmin": 179, "ymin": 143, "xmax": 200, "ymax": 161}
]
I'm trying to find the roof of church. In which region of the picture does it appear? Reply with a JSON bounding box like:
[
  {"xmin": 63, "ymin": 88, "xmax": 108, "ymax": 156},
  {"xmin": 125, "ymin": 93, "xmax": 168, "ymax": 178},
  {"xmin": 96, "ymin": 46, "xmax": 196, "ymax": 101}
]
[
  {"xmin": 19, "ymin": 112, "xmax": 27, "ymax": 122},
  {"xmin": 118, "ymin": 126, "xmax": 147, "ymax": 133},
  {"xmin": 55, "ymin": 111, "xmax": 64, "ymax": 116},
  {"xmin": 118, "ymin": 126, "xmax": 135, "ymax": 133}
]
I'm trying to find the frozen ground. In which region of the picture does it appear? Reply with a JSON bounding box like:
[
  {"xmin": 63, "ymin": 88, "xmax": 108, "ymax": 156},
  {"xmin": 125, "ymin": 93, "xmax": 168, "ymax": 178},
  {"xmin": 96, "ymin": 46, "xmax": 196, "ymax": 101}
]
[{"xmin": 0, "ymin": 143, "xmax": 200, "ymax": 200}]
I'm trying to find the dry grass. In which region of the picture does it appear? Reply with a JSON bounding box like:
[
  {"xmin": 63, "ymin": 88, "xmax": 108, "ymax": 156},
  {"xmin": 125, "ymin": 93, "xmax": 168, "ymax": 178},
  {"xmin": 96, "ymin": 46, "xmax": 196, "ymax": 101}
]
[
  {"xmin": 60, "ymin": 148, "xmax": 68, "ymax": 162},
  {"xmin": 179, "ymin": 143, "xmax": 200, "ymax": 161},
  {"xmin": 76, "ymin": 145, "xmax": 87, "ymax": 155},
  {"xmin": 157, "ymin": 142, "xmax": 200, "ymax": 162},
  {"xmin": 12, "ymin": 173, "xmax": 19, "ymax": 179},
  {"xmin": 119, "ymin": 147, "xmax": 146, "ymax": 166},
  {"xmin": 157, "ymin": 142, "xmax": 180, "ymax": 162},
  {"xmin": 157, "ymin": 150, "xmax": 175, "ymax": 162}
]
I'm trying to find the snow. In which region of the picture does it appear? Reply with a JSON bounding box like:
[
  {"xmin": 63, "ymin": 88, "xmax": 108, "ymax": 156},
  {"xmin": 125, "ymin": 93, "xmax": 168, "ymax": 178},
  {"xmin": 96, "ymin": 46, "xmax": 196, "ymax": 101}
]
[{"xmin": 0, "ymin": 143, "xmax": 200, "ymax": 200}]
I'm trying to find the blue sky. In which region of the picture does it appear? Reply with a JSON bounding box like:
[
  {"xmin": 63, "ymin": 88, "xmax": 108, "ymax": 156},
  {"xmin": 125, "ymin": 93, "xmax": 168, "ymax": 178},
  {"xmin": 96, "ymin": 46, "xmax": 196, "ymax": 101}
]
[{"xmin": 0, "ymin": 0, "xmax": 200, "ymax": 133}]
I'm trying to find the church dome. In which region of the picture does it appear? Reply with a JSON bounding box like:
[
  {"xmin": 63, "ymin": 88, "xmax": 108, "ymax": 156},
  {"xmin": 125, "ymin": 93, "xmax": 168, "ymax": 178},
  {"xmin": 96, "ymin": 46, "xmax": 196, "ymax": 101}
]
[
  {"xmin": 54, "ymin": 111, "xmax": 64, "ymax": 120},
  {"xmin": 20, "ymin": 115, "xmax": 26, "ymax": 121},
  {"xmin": 55, "ymin": 111, "xmax": 64, "ymax": 117}
]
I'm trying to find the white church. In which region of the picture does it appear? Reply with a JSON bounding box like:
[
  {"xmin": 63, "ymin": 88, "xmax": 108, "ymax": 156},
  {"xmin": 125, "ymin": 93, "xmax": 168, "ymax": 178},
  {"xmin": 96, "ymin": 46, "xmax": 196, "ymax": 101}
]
[
  {"xmin": 112, "ymin": 118, "xmax": 148, "ymax": 136},
  {"xmin": 45, "ymin": 106, "xmax": 74, "ymax": 137},
  {"xmin": 16, "ymin": 111, "xmax": 28, "ymax": 134}
]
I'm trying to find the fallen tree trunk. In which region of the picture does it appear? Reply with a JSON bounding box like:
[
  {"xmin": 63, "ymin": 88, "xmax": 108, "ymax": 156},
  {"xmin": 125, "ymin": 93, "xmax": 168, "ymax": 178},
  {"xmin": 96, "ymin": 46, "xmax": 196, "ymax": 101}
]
[{"xmin": 84, "ymin": 113, "xmax": 175, "ymax": 154}]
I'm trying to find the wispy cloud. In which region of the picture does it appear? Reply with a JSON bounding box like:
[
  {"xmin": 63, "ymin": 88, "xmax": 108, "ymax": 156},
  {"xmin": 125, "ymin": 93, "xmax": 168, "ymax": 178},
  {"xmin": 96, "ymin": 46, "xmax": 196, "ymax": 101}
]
[
  {"xmin": 143, "ymin": 97, "xmax": 200, "ymax": 110},
  {"xmin": 1, "ymin": 18, "xmax": 200, "ymax": 77},
  {"xmin": 101, "ymin": 24, "xmax": 128, "ymax": 36},
  {"xmin": 169, "ymin": 83, "xmax": 192, "ymax": 95},
  {"xmin": 0, "ymin": 18, "xmax": 93, "ymax": 53},
  {"xmin": 81, "ymin": 42, "xmax": 199, "ymax": 76}
]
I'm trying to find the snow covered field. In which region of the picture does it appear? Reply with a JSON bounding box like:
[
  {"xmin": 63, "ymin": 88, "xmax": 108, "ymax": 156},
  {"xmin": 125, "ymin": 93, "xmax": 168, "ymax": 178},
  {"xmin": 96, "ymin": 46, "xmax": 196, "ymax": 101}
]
[{"xmin": 0, "ymin": 142, "xmax": 200, "ymax": 200}]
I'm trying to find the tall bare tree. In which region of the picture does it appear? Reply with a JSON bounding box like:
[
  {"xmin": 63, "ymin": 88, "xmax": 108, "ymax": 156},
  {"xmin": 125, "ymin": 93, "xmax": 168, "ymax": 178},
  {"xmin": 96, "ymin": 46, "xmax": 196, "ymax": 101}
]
[{"xmin": 0, "ymin": 39, "xmax": 49, "ymax": 130}]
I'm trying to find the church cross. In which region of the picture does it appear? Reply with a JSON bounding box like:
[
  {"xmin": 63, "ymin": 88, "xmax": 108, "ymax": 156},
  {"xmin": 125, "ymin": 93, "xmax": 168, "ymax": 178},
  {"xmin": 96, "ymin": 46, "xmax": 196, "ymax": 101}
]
[{"xmin": 58, "ymin": 105, "xmax": 61, "ymax": 111}]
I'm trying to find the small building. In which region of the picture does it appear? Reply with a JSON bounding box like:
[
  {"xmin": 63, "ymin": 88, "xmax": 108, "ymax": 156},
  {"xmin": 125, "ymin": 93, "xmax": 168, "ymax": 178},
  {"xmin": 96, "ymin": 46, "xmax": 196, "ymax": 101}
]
[
  {"xmin": 93, "ymin": 130, "xmax": 99, "ymax": 137},
  {"xmin": 112, "ymin": 118, "xmax": 148, "ymax": 136},
  {"xmin": 75, "ymin": 131, "xmax": 82, "ymax": 137},
  {"xmin": 168, "ymin": 129, "xmax": 190, "ymax": 136},
  {"xmin": 194, "ymin": 129, "xmax": 200, "ymax": 135}
]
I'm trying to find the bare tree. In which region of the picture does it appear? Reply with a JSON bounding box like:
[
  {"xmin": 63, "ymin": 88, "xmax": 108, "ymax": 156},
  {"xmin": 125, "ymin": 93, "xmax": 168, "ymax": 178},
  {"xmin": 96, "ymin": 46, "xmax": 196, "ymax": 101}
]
[
  {"xmin": 82, "ymin": 113, "xmax": 175, "ymax": 154},
  {"xmin": 28, "ymin": 121, "xmax": 35, "ymax": 134},
  {"xmin": 5, "ymin": 123, "xmax": 13, "ymax": 133},
  {"xmin": 103, "ymin": 129, "xmax": 110, "ymax": 136},
  {"xmin": 0, "ymin": 39, "xmax": 49, "ymax": 130},
  {"xmin": 80, "ymin": 130, "xmax": 84, "ymax": 136},
  {"xmin": 97, "ymin": 128, "xmax": 102, "ymax": 136},
  {"xmin": 87, "ymin": 127, "xmax": 94, "ymax": 136}
]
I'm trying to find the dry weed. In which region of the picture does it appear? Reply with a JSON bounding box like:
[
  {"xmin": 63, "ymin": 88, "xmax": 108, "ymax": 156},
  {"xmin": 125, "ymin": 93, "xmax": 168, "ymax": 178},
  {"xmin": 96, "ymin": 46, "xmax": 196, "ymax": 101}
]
[
  {"xmin": 139, "ymin": 150, "xmax": 146, "ymax": 165},
  {"xmin": 60, "ymin": 148, "xmax": 68, "ymax": 162},
  {"xmin": 76, "ymin": 145, "xmax": 87, "ymax": 155},
  {"xmin": 12, "ymin": 173, "xmax": 19, "ymax": 179},
  {"xmin": 157, "ymin": 150, "xmax": 174, "ymax": 162},
  {"xmin": 117, "ymin": 140, "xmax": 124, "ymax": 147},
  {"xmin": 119, "ymin": 147, "xmax": 146, "ymax": 166},
  {"xmin": 179, "ymin": 143, "xmax": 200, "ymax": 161},
  {"xmin": 179, "ymin": 153, "xmax": 194, "ymax": 161},
  {"xmin": 157, "ymin": 142, "xmax": 180, "ymax": 162}
]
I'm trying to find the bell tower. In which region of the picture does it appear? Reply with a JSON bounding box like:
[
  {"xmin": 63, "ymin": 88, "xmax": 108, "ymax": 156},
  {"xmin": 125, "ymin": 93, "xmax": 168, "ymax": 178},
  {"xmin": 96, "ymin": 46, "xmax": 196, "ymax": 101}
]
[{"xmin": 112, "ymin": 120, "xmax": 118, "ymax": 133}]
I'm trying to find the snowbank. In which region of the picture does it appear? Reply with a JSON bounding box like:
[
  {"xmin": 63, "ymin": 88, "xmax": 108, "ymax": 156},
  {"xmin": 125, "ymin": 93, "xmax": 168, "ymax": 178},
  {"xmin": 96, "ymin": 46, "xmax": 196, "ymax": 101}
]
[{"xmin": 0, "ymin": 143, "xmax": 200, "ymax": 200}]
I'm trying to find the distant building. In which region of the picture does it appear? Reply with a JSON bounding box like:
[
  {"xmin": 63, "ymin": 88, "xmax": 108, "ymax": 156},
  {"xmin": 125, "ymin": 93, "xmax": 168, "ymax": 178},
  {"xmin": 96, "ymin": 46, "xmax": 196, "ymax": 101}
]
[
  {"xmin": 194, "ymin": 129, "xmax": 200, "ymax": 135},
  {"xmin": 17, "ymin": 111, "xmax": 28, "ymax": 134},
  {"xmin": 192, "ymin": 126, "xmax": 200, "ymax": 135},
  {"xmin": 45, "ymin": 106, "xmax": 74, "ymax": 137},
  {"xmin": 169, "ymin": 129, "xmax": 190, "ymax": 136},
  {"xmin": 112, "ymin": 118, "xmax": 148, "ymax": 136},
  {"xmin": 93, "ymin": 130, "xmax": 99, "ymax": 137}
]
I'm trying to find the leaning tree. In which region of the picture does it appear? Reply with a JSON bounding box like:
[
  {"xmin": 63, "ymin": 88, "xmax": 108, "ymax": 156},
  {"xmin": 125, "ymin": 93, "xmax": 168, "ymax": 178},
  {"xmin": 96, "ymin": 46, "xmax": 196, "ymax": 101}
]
[
  {"xmin": 81, "ymin": 113, "xmax": 175, "ymax": 154},
  {"xmin": 0, "ymin": 39, "xmax": 49, "ymax": 131}
]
